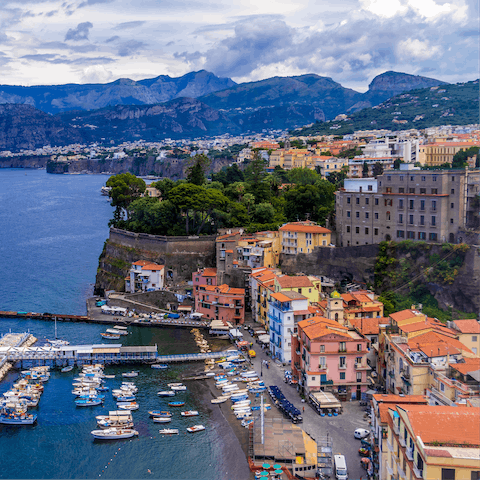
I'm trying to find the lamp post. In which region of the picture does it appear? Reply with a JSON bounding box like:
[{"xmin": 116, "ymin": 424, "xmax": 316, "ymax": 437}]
[{"xmin": 261, "ymin": 360, "xmax": 263, "ymax": 377}]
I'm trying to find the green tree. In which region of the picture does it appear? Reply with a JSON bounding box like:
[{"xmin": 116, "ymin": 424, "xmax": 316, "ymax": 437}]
[
  {"xmin": 244, "ymin": 152, "xmax": 267, "ymax": 185},
  {"xmin": 225, "ymin": 164, "xmax": 245, "ymax": 184},
  {"xmin": 393, "ymin": 158, "xmax": 402, "ymax": 170},
  {"xmin": 106, "ymin": 173, "xmax": 146, "ymax": 224},
  {"xmin": 373, "ymin": 162, "xmax": 384, "ymax": 178},
  {"xmin": 362, "ymin": 162, "xmax": 369, "ymax": 177},
  {"xmin": 253, "ymin": 203, "xmax": 276, "ymax": 224},
  {"xmin": 378, "ymin": 291, "xmax": 396, "ymax": 316},
  {"xmin": 152, "ymin": 178, "xmax": 175, "ymax": 198},
  {"xmin": 451, "ymin": 146, "xmax": 479, "ymax": 169},
  {"xmin": 185, "ymin": 154, "xmax": 210, "ymax": 185},
  {"xmin": 242, "ymin": 193, "xmax": 255, "ymax": 215},
  {"xmin": 287, "ymin": 167, "xmax": 319, "ymax": 185}
]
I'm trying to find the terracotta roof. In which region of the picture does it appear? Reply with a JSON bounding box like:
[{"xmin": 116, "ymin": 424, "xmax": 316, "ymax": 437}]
[
  {"xmin": 225, "ymin": 249, "xmax": 234, "ymax": 253},
  {"xmin": 372, "ymin": 394, "xmax": 428, "ymax": 404},
  {"xmin": 271, "ymin": 291, "xmax": 307, "ymax": 302},
  {"xmin": 349, "ymin": 318, "xmax": 381, "ymax": 335},
  {"xmin": 279, "ymin": 222, "xmax": 331, "ymax": 234},
  {"xmin": 270, "ymin": 292, "xmax": 294, "ymax": 303},
  {"xmin": 142, "ymin": 263, "xmax": 164, "ymax": 271},
  {"xmin": 201, "ymin": 268, "xmax": 217, "ymax": 277},
  {"xmin": 398, "ymin": 405, "xmax": 480, "ymax": 446},
  {"xmin": 293, "ymin": 310, "xmax": 311, "ymax": 316},
  {"xmin": 449, "ymin": 358, "xmax": 480, "ymax": 375},
  {"xmin": 408, "ymin": 331, "xmax": 473, "ymax": 355},
  {"xmin": 390, "ymin": 309, "xmax": 423, "ymax": 323},
  {"xmin": 132, "ymin": 260, "xmax": 150, "ymax": 266},
  {"xmin": 202, "ymin": 284, "xmax": 244, "ymax": 296},
  {"xmin": 276, "ymin": 275, "xmax": 314, "ymax": 288},
  {"xmin": 453, "ymin": 319, "xmax": 480, "ymax": 334}
]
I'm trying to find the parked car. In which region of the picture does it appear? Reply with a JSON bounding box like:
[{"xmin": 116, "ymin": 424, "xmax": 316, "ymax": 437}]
[{"xmin": 354, "ymin": 428, "xmax": 370, "ymax": 439}]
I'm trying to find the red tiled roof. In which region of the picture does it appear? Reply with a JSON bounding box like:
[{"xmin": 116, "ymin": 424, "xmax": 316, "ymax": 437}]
[
  {"xmin": 453, "ymin": 319, "xmax": 480, "ymax": 334},
  {"xmin": 449, "ymin": 358, "xmax": 480, "ymax": 375},
  {"xmin": 132, "ymin": 260, "xmax": 150, "ymax": 266},
  {"xmin": 349, "ymin": 318, "xmax": 381, "ymax": 335},
  {"xmin": 201, "ymin": 268, "xmax": 217, "ymax": 277},
  {"xmin": 279, "ymin": 222, "xmax": 331, "ymax": 234},
  {"xmin": 142, "ymin": 263, "xmax": 164, "ymax": 271},
  {"xmin": 373, "ymin": 394, "xmax": 427, "ymax": 404},
  {"xmin": 277, "ymin": 275, "xmax": 314, "ymax": 288}
]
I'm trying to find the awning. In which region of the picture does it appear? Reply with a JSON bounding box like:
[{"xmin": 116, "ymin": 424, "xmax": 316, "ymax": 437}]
[
  {"xmin": 237, "ymin": 341, "xmax": 249, "ymax": 347},
  {"xmin": 191, "ymin": 312, "xmax": 204, "ymax": 318},
  {"xmin": 229, "ymin": 328, "xmax": 243, "ymax": 338},
  {"xmin": 258, "ymin": 334, "xmax": 270, "ymax": 344}
]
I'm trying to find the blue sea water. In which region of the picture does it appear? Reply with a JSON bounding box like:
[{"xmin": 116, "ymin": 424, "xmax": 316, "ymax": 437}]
[{"xmin": 0, "ymin": 169, "xmax": 249, "ymax": 480}]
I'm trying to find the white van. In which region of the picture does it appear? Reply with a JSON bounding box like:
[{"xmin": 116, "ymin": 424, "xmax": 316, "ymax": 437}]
[{"xmin": 334, "ymin": 454, "xmax": 348, "ymax": 480}]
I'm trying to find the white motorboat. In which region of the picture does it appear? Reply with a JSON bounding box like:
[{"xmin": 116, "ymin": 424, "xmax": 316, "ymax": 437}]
[
  {"xmin": 117, "ymin": 402, "xmax": 139, "ymax": 410},
  {"xmin": 103, "ymin": 374, "xmax": 115, "ymax": 379},
  {"xmin": 159, "ymin": 428, "xmax": 179, "ymax": 435},
  {"xmin": 167, "ymin": 383, "xmax": 184, "ymax": 387},
  {"xmin": 187, "ymin": 425, "xmax": 205, "ymax": 433},
  {"xmin": 91, "ymin": 428, "xmax": 138, "ymax": 440},
  {"xmin": 157, "ymin": 391, "xmax": 176, "ymax": 397},
  {"xmin": 152, "ymin": 417, "xmax": 172, "ymax": 423},
  {"xmin": 211, "ymin": 397, "xmax": 228, "ymax": 404},
  {"xmin": 170, "ymin": 385, "xmax": 186, "ymax": 391},
  {"xmin": 122, "ymin": 371, "xmax": 138, "ymax": 378},
  {"xmin": 180, "ymin": 410, "xmax": 199, "ymax": 417}
]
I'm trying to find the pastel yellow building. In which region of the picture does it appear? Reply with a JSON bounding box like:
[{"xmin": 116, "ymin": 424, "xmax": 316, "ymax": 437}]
[
  {"xmin": 386, "ymin": 405, "xmax": 480, "ymax": 480},
  {"xmin": 279, "ymin": 221, "xmax": 332, "ymax": 254},
  {"xmin": 418, "ymin": 141, "xmax": 478, "ymax": 167},
  {"xmin": 273, "ymin": 274, "xmax": 321, "ymax": 304}
]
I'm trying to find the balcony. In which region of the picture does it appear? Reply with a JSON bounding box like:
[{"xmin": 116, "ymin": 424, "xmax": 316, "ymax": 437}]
[
  {"xmin": 387, "ymin": 439, "xmax": 393, "ymax": 452},
  {"xmin": 321, "ymin": 379, "xmax": 333, "ymax": 385},
  {"xmin": 393, "ymin": 423, "xmax": 399, "ymax": 435},
  {"xmin": 413, "ymin": 465, "xmax": 423, "ymax": 479},
  {"xmin": 338, "ymin": 363, "xmax": 347, "ymax": 369},
  {"xmin": 406, "ymin": 447, "xmax": 414, "ymax": 461},
  {"xmin": 398, "ymin": 465, "xmax": 406, "ymax": 479},
  {"xmin": 355, "ymin": 362, "xmax": 363, "ymax": 369},
  {"xmin": 399, "ymin": 436, "xmax": 406, "ymax": 447}
]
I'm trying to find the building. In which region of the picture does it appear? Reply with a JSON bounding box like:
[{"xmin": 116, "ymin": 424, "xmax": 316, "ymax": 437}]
[
  {"xmin": 450, "ymin": 319, "xmax": 480, "ymax": 355},
  {"xmin": 274, "ymin": 274, "xmax": 321, "ymax": 304},
  {"xmin": 335, "ymin": 169, "xmax": 480, "ymax": 246},
  {"xmin": 192, "ymin": 268, "xmax": 217, "ymax": 295},
  {"xmin": 236, "ymin": 231, "xmax": 281, "ymax": 269},
  {"xmin": 280, "ymin": 221, "xmax": 332, "ymax": 254},
  {"xmin": 347, "ymin": 157, "xmax": 395, "ymax": 177},
  {"xmin": 194, "ymin": 284, "xmax": 245, "ymax": 325},
  {"xmin": 291, "ymin": 316, "xmax": 369, "ymax": 399},
  {"xmin": 418, "ymin": 141, "xmax": 479, "ymax": 166},
  {"xmin": 268, "ymin": 291, "xmax": 311, "ymax": 364},
  {"xmin": 250, "ymin": 268, "xmax": 278, "ymax": 328},
  {"xmin": 126, "ymin": 261, "xmax": 165, "ymax": 293},
  {"xmin": 385, "ymin": 405, "xmax": 480, "ymax": 480}
]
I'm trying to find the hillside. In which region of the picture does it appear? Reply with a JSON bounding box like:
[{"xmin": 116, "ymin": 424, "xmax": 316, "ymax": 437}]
[
  {"xmin": 0, "ymin": 70, "xmax": 235, "ymax": 114},
  {"xmin": 296, "ymin": 79, "xmax": 479, "ymax": 136}
]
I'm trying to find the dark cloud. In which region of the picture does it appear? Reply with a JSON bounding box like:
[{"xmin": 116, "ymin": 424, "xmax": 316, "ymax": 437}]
[
  {"xmin": 78, "ymin": 0, "xmax": 115, "ymax": 8},
  {"xmin": 20, "ymin": 53, "xmax": 115, "ymax": 65},
  {"xmin": 166, "ymin": 41, "xmax": 175, "ymax": 47},
  {"xmin": 113, "ymin": 21, "xmax": 145, "ymax": 30},
  {"xmin": 105, "ymin": 36, "xmax": 120, "ymax": 43},
  {"xmin": 39, "ymin": 41, "xmax": 98, "ymax": 53},
  {"xmin": 45, "ymin": 10, "xmax": 57, "ymax": 17},
  {"xmin": 117, "ymin": 40, "xmax": 146, "ymax": 57},
  {"xmin": 65, "ymin": 22, "xmax": 93, "ymax": 41}
]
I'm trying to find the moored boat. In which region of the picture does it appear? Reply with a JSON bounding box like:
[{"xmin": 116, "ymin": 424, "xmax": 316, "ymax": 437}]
[
  {"xmin": 157, "ymin": 391, "xmax": 175, "ymax": 397},
  {"xmin": 158, "ymin": 428, "xmax": 179, "ymax": 435},
  {"xmin": 170, "ymin": 385, "xmax": 186, "ymax": 391},
  {"xmin": 168, "ymin": 401, "xmax": 185, "ymax": 407},
  {"xmin": 148, "ymin": 410, "xmax": 172, "ymax": 417},
  {"xmin": 187, "ymin": 425, "xmax": 205, "ymax": 433},
  {"xmin": 152, "ymin": 417, "xmax": 172, "ymax": 423},
  {"xmin": 211, "ymin": 397, "xmax": 228, "ymax": 404},
  {"xmin": 100, "ymin": 332, "xmax": 121, "ymax": 340},
  {"xmin": 75, "ymin": 397, "xmax": 103, "ymax": 407},
  {"xmin": 117, "ymin": 402, "xmax": 139, "ymax": 410},
  {"xmin": 122, "ymin": 371, "xmax": 138, "ymax": 378},
  {"xmin": 181, "ymin": 410, "xmax": 199, "ymax": 417},
  {"xmin": 91, "ymin": 428, "xmax": 138, "ymax": 440},
  {"xmin": 151, "ymin": 364, "xmax": 168, "ymax": 369},
  {"xmin": 61, "ymin": 366, "xmax": 74, "ymax": 372}
]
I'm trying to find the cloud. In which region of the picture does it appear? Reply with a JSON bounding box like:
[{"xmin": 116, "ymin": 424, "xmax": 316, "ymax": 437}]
[
  {"xmin": 105, "ymin": 36, "xmax": 120, "ymax": 43},
  {"xmin": 81, "ymin": 65, "xmax": 114, "ymax": 83},
  {"xmin": 113, "ymin": 21, "xmax": 146, "ymax": 30},
  {"xmin": 398, "ymin": 38, "xmax": 441, "ymax": 60},
  {"xmin": 78, "ymin": 0, "xmax": 115, "ymax": 8},
  {"xmin": 117, "ymin": 40, "xmax": 146, "ymax": 57},
  {"xmin": 65, "ymin": 22, "xmax": 93, "ymax": 41},
  {"xmin": 39, "ymin": 41, "xmax": 98, "ymax": 53},
  {"xmin": 20, "ymin": 53, "xmax": 115, "ymax": 66}
]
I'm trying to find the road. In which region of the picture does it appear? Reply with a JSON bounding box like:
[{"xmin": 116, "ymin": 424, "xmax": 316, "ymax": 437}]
[{"xmin": 242, "ymin": 326, "xmax": 372, "ymax": 480}]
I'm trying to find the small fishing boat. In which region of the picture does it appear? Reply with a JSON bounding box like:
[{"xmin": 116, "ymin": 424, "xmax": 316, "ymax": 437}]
[
  {"xmin": 116, "ymin": 395, "xmax": 136, "ymax": 402},
  {"xmin": 157, "ymin": 391, "xmax": 175, "ymax": 397},
  {"xmin": 151, "ymin": 364, "xmax": 168, "ymax": 369},
  {"xmin": 148, "ymin": 410, "xmax": 172, "ymax": 417},
  {"xmin": 170, "ymin": 385, "xmax": 186, "ymax": 391},
  {"xmin": 211, "ymin": 397, "xmax": 228, "ymax": 404},
  {"xmin": 117, "ymin": 402, "xmax": 139, "ymax": 410},
  {"xmin": 96, "ymin": 385, "xmax": 110, "ymax": 392},
  {"xmin": 61, "ymin": 366, "xmax": 74, "ymax": 373},
  {"xmin": 106, "ymin": 328, "xmax": 128, "ymax": 336},
  {"xmin": 75, "ymin": 397, "xmax": 103, "ymax": 407},
  {"xmin": 91, "ymin": 428, "xmax": 138, "ymax": 440},
  {"xmin": 181, "ymin": 410, "xmax": 199, "ymax": 417},
  {"xmin": 100, "ymin": 332, "xmax": 121, "ymax": 340},
  {"xmin": 103, "ymin": 374, "xmax": 115, "ymax": 379},
  {"xmin": 168, "ymin": 401, "xmax": 185, "ymax": 407},
  {"xmin": 187, "ymin": 425, "xmax": 205, "ymax": 433},
  {"xmin": 159, "ymin": 428, "xmax": 179, "ymax": 435},
  {"xmin": 205, "ymin": 372, "xmax": 216, "ymax": 377},
  {"xmin": 122, "ymin": 371, "xmax": 139, "ymax": 378},
  {"xmin": 152, "ymin": 417, "xmax": 172, "ymax": 423},
  {"xmin": 167, "ymin": 383, "xmax": 184, "ymax": 387}
]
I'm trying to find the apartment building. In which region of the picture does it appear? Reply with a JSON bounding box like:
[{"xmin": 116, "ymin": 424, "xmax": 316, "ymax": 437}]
[
  {"xmin": 418, "ymin": 141, "xmax": 479, "ymax": 166},
  {"xmin": 280, "ymin": 221, "xmax": 332, "ymax": 254},
  {"xmin": 336, "ymin": 169, "xmax": 480, "ymax": 246},
  {"xmin": 250, "ymin": 267, "xmax": 278, "ymax": 328},
  {"xmin": 385, "ymin": 405, "xmax": 480, "ymax": 480},
  {"xmin": 347, "ymin": 157, "xmax": 395, "ymax": 177},
  {"xmin": 192, "ymin": 268, "xmax": 217, "ymax": 295},
  {"xmin": 125, "ymin": 260, "xmax": 165, "ymax": 293},
  {"xmin": 291, "ymin": 316, "xmax": 369, "ymax": 399},
  {"xmin": 273, "ymin": 274, "xmax": 321, "ymax": 304},
  {"xmin": 194, "ymin": 284, "xmax": 245, "ymax": 325},
  {"xmin": 449, "ymin": 319, "xmax": 480, "ymax": 355}
]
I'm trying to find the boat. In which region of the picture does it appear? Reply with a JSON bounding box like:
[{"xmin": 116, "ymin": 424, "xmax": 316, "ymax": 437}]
[
  {"xmin": 0, "ymin": 405, "xmax": 37, "ymax": 425},
  {"xmin": 100, "ymin": 332, "xmax": 121, "ymax": 340},
  {"xmin": 91, "ymin": 428, "xmax": 138, "ymax": 440},
  {"xmin": 159, "ymin": 428, "xmax": 179, "ymax": 435},
  {"xmin": 152, "ymin": 417, "xmax": 172, "ymax": 423},
  {"xmin": 106, "ymin": 328, "xmax": 128, "ymax": 336},
  {"xmin": 122, "ymin": 371, "xmax": 139, "ymax": 378},
  {"xmin": 148, "ymin": 411, "xmax": 172, "ymax": 417},
  {"xmin": 96, "ymin": 385, "xmax": 110, "ymax": 392},
  {"xmin": 117, "ymin": 402, "xmax": 139, "ymax": 410},
  {"xmin": 170, "ymin": 385, "xmax": 186, "ymax": 391},
  {"xmin": 167, "ymin": 383, "xmax": 184, "ymax": 387},
  {"xmin": 157, "ymin": 391, "xmax": 175, "ymax": 397},
  {"xmin": 151, "ymin": 364, "xmax": 168, "ymax": 369},
  {"xmin": 115, "ymin": 395, "xmax": 135, "ymax": 402},
  {"xmin": 211, "ymin": 397, "xmax": 228, "ymax": 404},
  {"xmin": 180, "ymin": 410, "xmax": 199, "ymax": 417},
  {"xmin": 100, "ymin": 185, "xmax": 112, "ymax": 196},
  {"xmin": 187, "ymin": 425, "xmax": 205, "ymax": 433},
  {"xmin": 113, "ymin": 325, "xmax": 128, "ymax": 331},
  {"xmin": 103, "ymin": 374, "xmax": 115, "ymax": 379},
  {"xmin": 168, "ymin": 401, "xmax": 185, "ymax": 407},
  {"xmin": 61, "ymin": 366, "xmax": 73, "ymax": 373},
  {"xmin": 75, "ymin": 397, "xmax": 103, "ymax": 407}
]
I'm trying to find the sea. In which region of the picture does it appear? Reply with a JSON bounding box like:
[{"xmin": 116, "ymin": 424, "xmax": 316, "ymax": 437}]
[{"xmin": 0, "ymin": 169, "xmax": 249, "ymax": 480}]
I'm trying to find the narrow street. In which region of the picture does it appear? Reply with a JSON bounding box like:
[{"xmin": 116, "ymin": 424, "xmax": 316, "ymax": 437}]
[{"xmin": 242, "ymin": 326, "xmax": 371, "ymax": 480}]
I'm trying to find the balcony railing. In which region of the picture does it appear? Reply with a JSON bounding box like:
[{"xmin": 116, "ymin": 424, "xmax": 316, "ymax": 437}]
[
  {"xmin": 398, "ymin": 465, "xmax": 406, "ymax": 479},
  {"xmin": 413, "ymin": 465, "xmax": 423, "ymax": 479},
  {"xmin": 387, "ymin": 439, "xmax": 393, "ymax": 452},
  {"xmin": 339, "ymin": 363, "xmax": 347, "ymax": 369},
  {"xmin": 321, "ymin": 379, "xmax": 333, "ymax": 385},
  {"xmin": 406, "ymin": 447, "xmax": 414, "ymax": 461},
  {"xmin": 393, "ymin": 423, "xmax": 399, "ymax": 435},
  {"xmin": 399, "ymin": 436, "xmax": 406, "ymax": 447}
]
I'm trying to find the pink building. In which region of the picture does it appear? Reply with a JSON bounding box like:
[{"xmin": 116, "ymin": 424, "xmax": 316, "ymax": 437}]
[
  {"xmin": 192, "ymin": 268, "xmax": 218, "ymax": 296},
  {"xmin": 291, "ymin": 316, "xmax": 369, "ymax": 399},
  {"xmin": 194, "ymin": 284, "xmax": 245, "ymax": 325}
]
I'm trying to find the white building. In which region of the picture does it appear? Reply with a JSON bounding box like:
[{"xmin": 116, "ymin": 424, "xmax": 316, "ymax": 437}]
[
  {"xmin": 126, "ymin": 260, "xmax": 165, "ymax": 293},
  {"xmin": 268, "ymin": 291, "xmax": 310, "ymax": 364}
]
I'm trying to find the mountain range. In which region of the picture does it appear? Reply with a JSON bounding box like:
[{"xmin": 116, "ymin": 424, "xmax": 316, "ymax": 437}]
[{"xmin": 0, "ymin": 70, "xmax": 459, "ymax": 151}]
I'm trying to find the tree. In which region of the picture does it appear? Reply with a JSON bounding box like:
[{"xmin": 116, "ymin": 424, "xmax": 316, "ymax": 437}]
[
  {"xmin": 185, "ymin": 154, "xmax": 210, "ymax": 185},
  {"xmin": 373, "ymin": 162, "xmax": 384, "ymax": 178},
  {"xmin": 244, "ymin": 152, "xmax": 267, "ymax": 185},
  {"xmin": 287, "ymin": 168, "xmax": 319, "ymax": 185},
  {"xmin": 152, "ymin": 178, "xmax": 175, "ymax": 198},
  {"xmin": 362, "ymin": 162, "xmax": 369, "ymax": 177},
  {"xmin": 225, "ymin": 163, "xmax": 245, "ymax": 184},
  {"xmin": 106, "ymin": 173, "xmax": 146, "ymax": 224},
  {"xmin": 242, "ymin": 193, "xmax": 255, "ymax": 215},
  {"xmin": 253, "ymin": 203, "xmax": 275, "ymax": 224},
  {"xmin": 393, "ymin": 158, "xmax": 402, "ymax": 170},
  {"xmin": 451, "ymin": 146, "xmax": 479, "ymax": 169}
]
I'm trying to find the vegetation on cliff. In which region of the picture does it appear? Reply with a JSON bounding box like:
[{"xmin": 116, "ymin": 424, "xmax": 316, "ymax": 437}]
[{"xmin": 107, "ymin": 156, "xmax": 336, "ymax": 235}]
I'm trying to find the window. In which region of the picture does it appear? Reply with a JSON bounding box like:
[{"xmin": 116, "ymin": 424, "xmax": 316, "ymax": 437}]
[
  {"xmin": 357, "ymin": 344, "xmax": 362, "ymax": 351},
  {"xmin": 375, "ymin": 198, "xmax": 379, "ymax": 205},
  {"xmin": 356, "ymin": 227, "xmax": 360, "ymax": 234},
  {"xmin": 399, "ymin": 214, "xmax": 403, "ymax": 223},
  {"xmin": 407, "ymin": 231, "xmax": 415, "ymax": 239},
  {"xmin": 409, "ymin": 199, "xmax": 414, "ymax": 210},
  {"xmin": 399, "ymin": 187, "xmax": 405, "ymax": 193},
  {"xmin": 347, "ymin": 197, "xmax": 351, "ymax": 204},
  {"xmin": 420, "ymin": 200, "xmax": 425, "ymax": 211},
  {"xmin": 374, "ymin": 228, "xmax": 379, "ymax": 235},
  {"xmin": 339, "ymin": 342, "xmax": 346, "ymax": 352},
  {"xmin": 311, "ymin": 377, "xmax": 315, "ymax": 381},
  {"xmin": 440, "ymin": 382, "xmax": 445, "ymax": 392},
  {"xmin": 432, "ymin": 188, "xmax": 438, "ymax": 194},
  {"xmin": 451, "ymin": 203, "xmax": 454, "ymax": 209},
  {"xmin": 441, "ymin": 468, "xmax": 455, "ymax": 480},
  {"xmin": 431, "ymin": 216, "xmax": 436, "ymax": 226},
  {"xmin": 420, "ymin": 215, "xmax": 425, "ymax": 225},
  {"xmin": 365, "ymin": 212, "xmax": 369, "ymax": 219},
  {"xmin": 374, "ymin": 212, "xmax": 379, "ymax": 219},
  {"xmin": 347, "ymin": 211, "xmax": 351, "ymax": 217},
  {"xmin": 387, "ymin": 175, "xmax": 391, "ymax": 181},
  {"xmin": 409, "ymin": 215, "xmax": 414, "ymax": 224},
  {"xmin": 356, "ymin": 211, "xmax": 360, "ymax": 218},
  {"xmin": 368, "ymin": 185, "xmax": 372, "ymax": 191},
  {"xmin": 409, "ymin": 188, "xmax": 415, "ymax": 194},
  {"xmin": 339, "ymin": 356, "xmax": 346, "ymax": 367},
  {"xmin": 319, "ymin": 356, "xmax": 326, "ymax": 367},
  {"xmin": 386, "ymin": 187, "xmax": 392, "ymax": 193},
  {"xmin": 320, "ymin": 345, "xmax": 325, "ymax": 353},
  {"xmin": 433, "ymin": 175, "xmax": 437, "ymax": 181},
  {"xmin": 397, "ymin": 230, "xmax": 405, "ymax": 238},
  {"xmin": 386, "ymin": 212, "xmax": 391, "ymax": 220},
  {"xmin": 410, "ymin": 176, "xmax": 414, "ymax": 181},
  {"xmin": 365, "ymin": 228, "xmax": 369, "ymax": 234},
  {"xmin": 422, "ymin": 176, "xmax": 426, "ymax": 181},
  {"xmin": 346, "ymin": 226, "xmax": 351, "ymax": 233},
  {"xmin": 399, "ymin": 199, "xmax": 404, "ymax": 208},
  {"xmin": 473, "ymin": 336, "xmax": 478, "ymax": 342},
  {"xmin": 432, "ymin": 200, "xmax": 437, "ymax": 211},
  {"xmin": 357, "ymin": 372, "xmax": 362, "ymax": 382},
  {"xmin": 451, "ymin": 188, "xmax": 455, "ymax": 194},
  {"xmin": 471, "ymin": 472, "xmax": 480, "ymax": 480},
  {"xmin": 420, "ymin": 188, "xmax": 426, "ymax": 194},
  {"xmin": 400, "ymin": 176, "xmax": 404, "ymax": 181},
  {"xmin": 450, "ymin": 218, "xmax": 454, "ymax": 224},
  {"xmin": 365, "ymin": 198, "xmax": 369, "ymax": 205},
  {"xmin": 356, "ymin": 197, "xmax": 360, "ymax": 205},
  {"xmin": 429, "ymin": 232, "xmax": 438, "ymax": 241}
]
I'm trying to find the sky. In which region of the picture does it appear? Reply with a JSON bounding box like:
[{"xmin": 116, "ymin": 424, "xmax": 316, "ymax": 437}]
[{"xmin": 1, "ymin": 0, "xmax": 478, "ymax": 91}]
